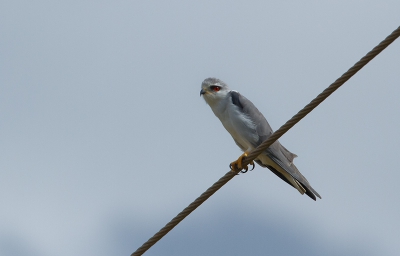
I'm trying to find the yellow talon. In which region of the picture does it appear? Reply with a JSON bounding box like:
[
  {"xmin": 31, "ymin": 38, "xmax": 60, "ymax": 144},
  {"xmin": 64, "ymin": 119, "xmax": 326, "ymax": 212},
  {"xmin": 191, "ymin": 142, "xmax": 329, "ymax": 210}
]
[{"xmin": 230, "ymin": 152, "xmax": 255, "ymax": 173}]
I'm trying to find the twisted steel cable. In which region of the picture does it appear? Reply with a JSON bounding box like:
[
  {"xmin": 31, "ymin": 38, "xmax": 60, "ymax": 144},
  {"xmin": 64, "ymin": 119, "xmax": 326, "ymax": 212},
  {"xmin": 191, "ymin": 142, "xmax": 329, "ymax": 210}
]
[{"xmin": 131, "ymin": 26, "xmax": 400, "ymax": 256}]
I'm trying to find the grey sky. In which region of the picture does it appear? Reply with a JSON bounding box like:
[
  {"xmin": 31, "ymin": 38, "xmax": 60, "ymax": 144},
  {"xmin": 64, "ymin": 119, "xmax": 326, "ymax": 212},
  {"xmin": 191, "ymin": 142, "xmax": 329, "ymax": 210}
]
[{"xmin": 1, "ymin": 1, "xmax": 400, "ymax": 255}]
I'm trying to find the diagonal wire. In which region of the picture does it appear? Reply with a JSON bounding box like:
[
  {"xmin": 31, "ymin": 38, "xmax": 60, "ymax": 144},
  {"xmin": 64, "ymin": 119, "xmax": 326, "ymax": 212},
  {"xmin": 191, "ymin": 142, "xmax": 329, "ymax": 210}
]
[
  {"xmin": 131, "ymin": 26, "xmax": 400, "ymax": 256},
  {"xmin": 243, "ymin": 26, "xmax": 400, "ymax": 167}
]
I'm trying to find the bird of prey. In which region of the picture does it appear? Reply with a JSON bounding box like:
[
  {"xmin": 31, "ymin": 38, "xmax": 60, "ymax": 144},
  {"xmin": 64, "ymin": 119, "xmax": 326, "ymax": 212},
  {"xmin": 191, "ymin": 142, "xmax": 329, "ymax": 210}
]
[{"xmin": 200, "ymin": 77, "xmax": 321, "ymax": 200}]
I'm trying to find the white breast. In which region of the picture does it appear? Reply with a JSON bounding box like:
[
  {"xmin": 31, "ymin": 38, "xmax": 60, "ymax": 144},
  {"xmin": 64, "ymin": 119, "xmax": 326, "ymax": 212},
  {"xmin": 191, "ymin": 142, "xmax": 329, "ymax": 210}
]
[{"xmin": 212, "ymin": 99, "xmax": 259, "ymax": 152}]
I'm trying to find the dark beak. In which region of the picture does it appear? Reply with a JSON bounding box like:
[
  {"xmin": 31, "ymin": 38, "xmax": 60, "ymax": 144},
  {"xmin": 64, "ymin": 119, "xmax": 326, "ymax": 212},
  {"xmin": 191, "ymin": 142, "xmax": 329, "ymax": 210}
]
[{"xmin": 200, "ymin": 89, "xmax": 206, "ymax": 96}]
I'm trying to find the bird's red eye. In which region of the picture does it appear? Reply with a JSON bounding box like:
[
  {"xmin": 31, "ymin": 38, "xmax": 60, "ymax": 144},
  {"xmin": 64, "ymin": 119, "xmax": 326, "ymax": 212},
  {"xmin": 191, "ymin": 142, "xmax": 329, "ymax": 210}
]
[{"xmin": 210, "ymin": 86, "xmax": 221, "ymax": 92}]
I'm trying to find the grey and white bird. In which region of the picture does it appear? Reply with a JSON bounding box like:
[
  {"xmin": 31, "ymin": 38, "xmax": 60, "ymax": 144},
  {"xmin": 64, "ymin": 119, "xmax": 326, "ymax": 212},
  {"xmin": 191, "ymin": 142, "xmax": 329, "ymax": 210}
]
[{"xmin": 200, "ymin": 77, "xmax": 321, "ymax": 200}]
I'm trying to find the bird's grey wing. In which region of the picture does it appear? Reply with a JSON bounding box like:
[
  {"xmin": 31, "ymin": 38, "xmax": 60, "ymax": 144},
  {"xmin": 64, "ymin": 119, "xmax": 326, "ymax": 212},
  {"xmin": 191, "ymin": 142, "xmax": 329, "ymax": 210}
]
[
  {"xmin": 231, "ymin": 91, "xmax": 320, "ymax": 200},
  {"xmin": 230, "ymin": 91, "xmax": 273, "ymax": 146}
]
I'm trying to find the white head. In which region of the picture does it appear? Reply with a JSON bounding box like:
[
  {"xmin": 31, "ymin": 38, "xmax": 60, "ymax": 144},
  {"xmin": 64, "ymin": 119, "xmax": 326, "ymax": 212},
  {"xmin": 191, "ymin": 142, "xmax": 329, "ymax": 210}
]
[{"xmin": 200, "ymin": 78, "xmax": 231, "ymax": 105}]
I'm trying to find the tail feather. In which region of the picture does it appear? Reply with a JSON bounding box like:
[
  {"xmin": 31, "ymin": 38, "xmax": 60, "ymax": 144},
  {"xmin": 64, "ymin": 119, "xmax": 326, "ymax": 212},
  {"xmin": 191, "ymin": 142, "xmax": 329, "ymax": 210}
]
[{"xmin": 255, "ymin": 160, "xmax": 320, "ymax": 201}]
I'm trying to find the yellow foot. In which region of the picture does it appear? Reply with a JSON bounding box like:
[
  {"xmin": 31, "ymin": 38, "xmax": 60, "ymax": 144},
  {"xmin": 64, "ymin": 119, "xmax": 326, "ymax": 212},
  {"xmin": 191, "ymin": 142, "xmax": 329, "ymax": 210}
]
[{"xmin": 230, "ymin": 152, "xmax": 255, "ymax": 173}]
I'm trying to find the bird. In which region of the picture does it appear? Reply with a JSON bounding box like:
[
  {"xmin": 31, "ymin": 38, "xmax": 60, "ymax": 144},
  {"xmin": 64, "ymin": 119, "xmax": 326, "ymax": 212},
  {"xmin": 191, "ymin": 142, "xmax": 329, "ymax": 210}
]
[{"xmin": 200, "ymin": 77, "xmax": 321, "ymax": 200}]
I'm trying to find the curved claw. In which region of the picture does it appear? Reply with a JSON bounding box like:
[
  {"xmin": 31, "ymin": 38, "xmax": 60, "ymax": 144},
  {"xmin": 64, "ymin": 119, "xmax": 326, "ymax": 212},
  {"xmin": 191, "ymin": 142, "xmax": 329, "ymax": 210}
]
[
  {"xmin": 230, "ymin": 152, "xmax": 255, "ymax": 174},
  {"xmin": 240, "ymin": 162, "xmax": 254, "ymax": 173},
  {"xmin": 250, "ymin": 161, "xmax": 255, "ymax": 171}
]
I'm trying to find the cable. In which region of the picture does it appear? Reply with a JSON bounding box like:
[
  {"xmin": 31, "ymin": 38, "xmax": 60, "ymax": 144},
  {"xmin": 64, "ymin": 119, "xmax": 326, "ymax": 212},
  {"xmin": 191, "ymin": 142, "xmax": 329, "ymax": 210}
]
[
  {"xmin": 243, "ymin": 26, "xmax": 400, "ymax": 167},
  {"xmin": 131, "ymin": 25, "xmax": 400, "ymax": 256}
]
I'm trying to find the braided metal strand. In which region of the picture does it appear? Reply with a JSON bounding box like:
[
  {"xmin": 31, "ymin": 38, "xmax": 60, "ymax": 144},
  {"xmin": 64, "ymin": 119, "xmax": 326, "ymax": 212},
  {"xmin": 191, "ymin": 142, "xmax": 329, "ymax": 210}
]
[
  {"xmin": 131, "ymin": 26, "xmax": 400, "ymax": 256},
  {"xmin": 243, "ymin": 26, "xmax": 400, "ymax": 166},
  {"xmin": 131, "ymin": 171, "xmax": 236, "ymax": 256}
]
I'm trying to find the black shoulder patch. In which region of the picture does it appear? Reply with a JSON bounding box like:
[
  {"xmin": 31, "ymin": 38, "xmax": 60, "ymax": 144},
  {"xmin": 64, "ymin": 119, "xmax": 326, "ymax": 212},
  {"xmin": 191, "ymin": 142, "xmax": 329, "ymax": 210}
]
[{"xmin": 230, "ymin": 91, "xmax": 243, "ymax": 109}]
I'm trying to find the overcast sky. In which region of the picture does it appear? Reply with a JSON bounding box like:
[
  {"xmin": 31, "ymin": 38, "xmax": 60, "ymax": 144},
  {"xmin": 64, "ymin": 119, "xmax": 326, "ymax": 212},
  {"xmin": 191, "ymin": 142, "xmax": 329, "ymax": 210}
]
[{"xmin": 1, "ymin": 1, "xmax": 400, "ymax": 256}]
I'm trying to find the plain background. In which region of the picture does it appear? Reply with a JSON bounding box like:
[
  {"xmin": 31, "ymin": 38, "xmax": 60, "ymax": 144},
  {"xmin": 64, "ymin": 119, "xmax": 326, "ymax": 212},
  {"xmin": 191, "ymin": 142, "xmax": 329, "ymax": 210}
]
[{"xmin": 1, "ymin": 1, "xmax": 400, "ymax": 255}]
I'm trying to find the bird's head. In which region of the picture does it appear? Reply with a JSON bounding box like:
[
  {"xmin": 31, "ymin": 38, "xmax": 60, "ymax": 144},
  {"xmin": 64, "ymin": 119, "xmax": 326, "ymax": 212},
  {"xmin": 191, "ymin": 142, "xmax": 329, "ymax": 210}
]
[{"xmin": 200, "ymin": 78, "xmax": 230, "ymax": 105}]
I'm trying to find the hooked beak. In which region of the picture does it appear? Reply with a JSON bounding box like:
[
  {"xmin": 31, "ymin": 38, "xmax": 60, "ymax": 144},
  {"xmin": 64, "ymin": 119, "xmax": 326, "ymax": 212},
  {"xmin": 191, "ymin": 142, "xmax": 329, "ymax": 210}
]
[{"xmin": 200, "ymin": 89, "xmax": 206, "ymax": 96}]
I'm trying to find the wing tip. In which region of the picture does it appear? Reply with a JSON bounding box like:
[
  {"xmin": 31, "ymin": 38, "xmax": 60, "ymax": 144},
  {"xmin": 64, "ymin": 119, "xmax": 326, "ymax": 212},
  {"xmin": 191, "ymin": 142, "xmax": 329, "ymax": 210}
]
[{"xmin": 301, "ymin": 182, "xmax": 321, "ymax": 201}]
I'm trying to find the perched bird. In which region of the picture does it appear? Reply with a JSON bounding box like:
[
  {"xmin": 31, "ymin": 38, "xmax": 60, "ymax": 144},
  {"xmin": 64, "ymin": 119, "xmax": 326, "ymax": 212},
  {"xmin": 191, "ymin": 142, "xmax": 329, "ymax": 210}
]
[{"xmin": 200, "ymin": 77, "xmax": 321, "ymax": 200}]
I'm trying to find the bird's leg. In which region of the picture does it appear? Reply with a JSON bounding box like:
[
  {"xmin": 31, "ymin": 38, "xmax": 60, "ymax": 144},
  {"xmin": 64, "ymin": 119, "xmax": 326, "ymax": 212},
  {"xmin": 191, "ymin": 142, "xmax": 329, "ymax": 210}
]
[{"xmin": 230, "ymin": 152, "xmax": 255, "ymax": 173}]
